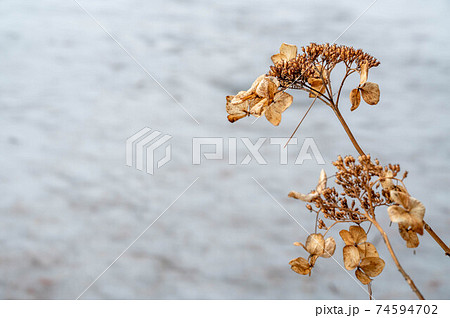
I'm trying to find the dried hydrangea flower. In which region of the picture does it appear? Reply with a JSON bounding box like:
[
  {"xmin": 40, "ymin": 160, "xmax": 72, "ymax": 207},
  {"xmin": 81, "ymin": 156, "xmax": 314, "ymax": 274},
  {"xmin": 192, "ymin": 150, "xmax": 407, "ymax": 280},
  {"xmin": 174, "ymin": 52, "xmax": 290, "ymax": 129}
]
[
  {"xmin": 289, "ymin": 257, "xmax": 311, "ymax": 275},
  {"xmin": 288, "ymin": 169, "xmax": 327, "ymax": 202},
  {"xmin": 399, "ymin": 223, "xmax": 420, "ymax": 248},
  {"xmin": 340, "ymin": 226, "xmax": 385, "ymax": 285},
  {"xmin": 290, "ymin": 233, "xmax": 336, "ymax": 275},
  {"xmin": 387, "ymin": 191, "xmax": 425, "ymax": 235},
  {"xmin": 226, "ymin": 74, "xmax": 293, "ymax": 125}
]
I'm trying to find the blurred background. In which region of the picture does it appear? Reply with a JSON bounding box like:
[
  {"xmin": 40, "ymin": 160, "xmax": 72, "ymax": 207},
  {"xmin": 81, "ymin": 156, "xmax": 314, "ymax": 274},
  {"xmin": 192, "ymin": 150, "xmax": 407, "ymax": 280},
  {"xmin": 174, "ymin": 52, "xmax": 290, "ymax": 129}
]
[{"xmin": 0, "ymin": 0, "xmax": 449, "ymax": 299}]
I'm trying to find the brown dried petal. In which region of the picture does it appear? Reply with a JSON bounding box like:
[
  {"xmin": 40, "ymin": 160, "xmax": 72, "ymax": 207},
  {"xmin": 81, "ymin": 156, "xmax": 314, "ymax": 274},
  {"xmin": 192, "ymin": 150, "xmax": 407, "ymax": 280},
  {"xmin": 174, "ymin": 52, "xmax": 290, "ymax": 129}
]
[
  {"xmin": 321, "ymin": 237, "xmax": 336, "ymax": 258},
  {"xmin": 380, "ymin": 170, "xmax": 394, "ymax": 191},
  {"xmin": 305, "ymin": 233, "xmax": 325, "ymax": 256},
  {"xmin": 387, "ymin": 206, "xmax": 411, "ymax": 224},
  {"xmin": 265, "ymin": 91, "xmax": 293, "ymax": 126},
  {"xmin": 408, "ymin": 197, "xmax": 425, "ymax": 235},
  {"xmin": 246, "ymin": 74, "xmax": 265, "ymax": 96},
  {"xmin": 360, "ymin": 257, "xmax": 385, "ymax": 277},
  {"xmin": 339, "ymin": 230, "xmax": 354, "ymax": 246},
  {"xmin": 271, "ymin": 53, "xmax": 287, "ymax": 64},
  {"xmin": 289, "ymin": 257, "xmax": 311, "ymax": 275},
  {"xmin": 358, "ymin": 242, "xmax": 379, "ymax": 259},
  {"xmin": 316, "ymin": 169, "xmax": 327, "ymax": 194},
  {"xmin": 288, "ymin": 191, "xmax": 319, "ymax": 202},
  {"xmin": 343, "ymin": 245, "xmax": 360, "ymax": 270},
  {"xmin": 360, "ymin": 82, "xmax": 380, "ymax": 105},
  {"xmin": 256, "ymin": 76, "xmax": 279, "ymax": 100},
  {"xmin": 390, "ymin": 190, "xmax": 410, "ymax": 209},
  {"xmin": 359, "ymin": 61, "xmax": 369, "ymax": 86},
  {"xmin": 308, "ymin": 78, "xmax": 326, "ymax": 98},
  {"xmin": 350, "ymin": 88, "xmax": 361, "ymax": 111},
  {"xmin": 355, "ymin": 268, "xmax": 372, "ymax": 285},
  {"xmin": 279, "ymin": 43, "xmax": 298, "ymax": 61},
  {"xmin": 349, "ymin": 226, "xmax": 367, "ymax": 245},
  {"xmin": 226, "ymin": 93, "xmax": 249, "ymax": 123},
  {"xmin": 249, "ymin": 98, "xmax": 268, "ymax": 117},
  {"xmin": 399, "ymin": 224, "xmax": 420, "ymax": 248}
]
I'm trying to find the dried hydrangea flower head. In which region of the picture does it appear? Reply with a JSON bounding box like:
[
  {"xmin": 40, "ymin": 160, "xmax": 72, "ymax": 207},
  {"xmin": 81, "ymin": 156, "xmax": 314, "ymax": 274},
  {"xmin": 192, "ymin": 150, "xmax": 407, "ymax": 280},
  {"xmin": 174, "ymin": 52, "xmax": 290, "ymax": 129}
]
[
  {"xmin": 340, "ymin": 226, "xmax": 385, "ymax": 285},
  {"xmin": 226, "ymin": 74, "xmax": 293, "ymax": 125},
  {"xmin": 290, "ymin": 233, "xmax": 336, "ymax": 276}
]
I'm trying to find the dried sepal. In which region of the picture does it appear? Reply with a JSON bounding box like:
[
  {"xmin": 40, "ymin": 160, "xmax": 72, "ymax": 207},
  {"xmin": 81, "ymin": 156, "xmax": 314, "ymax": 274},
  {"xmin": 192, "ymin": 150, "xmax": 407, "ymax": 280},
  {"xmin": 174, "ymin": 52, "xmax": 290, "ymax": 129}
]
[
  {"xmin": 256, "ymin": 76, "xmax": 279, "ymax": 100},
  {"xmin": 271, "ymin": 43, "xmax": 297, "ymax": 64},
  {"xmin": 360, "ymin": 82, "xmax": 380, "ymax": 105},
  {"xmin": 316, "ymin": 169, "xmax": 327, "ymax": 193},
  {"xmin": 387, "ymin": 196, "xmax": 425, "ymax": 235},
  {"xmin": 390, "ymin": 190, "xmax": 410, "ymax": 209},
  {"xmin": 288, "ymin": 191, "xmax": 318, "ymax": 202},
  {"xmin": 305, "ymin": 233, "xmax": 325, "ymax": 256},
  {"xmin": 355, "ymin": 268, "xmax": 372, "ymax": 285},
  {"xmin": 279, "ymin": 43, "xmax": 298, "ymax": 61},
  {"xmin": 359, "ymin": 61, "xmax": 369, "ymax": 86},
  {"xmin": 357, "ymin": 242, "xmax": 379, "ymax": 259},
  {"xmin": 359, "ymin": 257, "xmax": 385, "ymax": 277},
  {"xmin": 349, "ymin": 226, "xmax": 367, "ymax": 245},
  {"xmin": 265, "ymin": 91, "xmax": 293, "ymax": 126},
  {"xmin": 289, "ymin": 257, "xmax": 311, "ymax": 275},
  {"xmin": 339, "ymin": 229, "xmax": 354, "ymax": 246},
  {"xmin": 321, "ymin": 237, "xmax": 336, "ymax": 258},
  {"xmin": 343, "ymin": 245, "xmax": 360, "ymax": 270},
  {"xmin": 350, "ymin": 88, "xmax": 361, "ymax": 111},
  {"xmin": 380, "ymin": 170, "xmax": 395, "ymax": 191},
  {"xmin": 398, "ymin": 224, "xmax": 420, "ymax": 248},
  {"xmin": 308, "ymin": 78, "xmax": 326, "ymax": 98},
  {"xmin": 226, "ymin": 93, "xmax": 249, "ymax": 123}
]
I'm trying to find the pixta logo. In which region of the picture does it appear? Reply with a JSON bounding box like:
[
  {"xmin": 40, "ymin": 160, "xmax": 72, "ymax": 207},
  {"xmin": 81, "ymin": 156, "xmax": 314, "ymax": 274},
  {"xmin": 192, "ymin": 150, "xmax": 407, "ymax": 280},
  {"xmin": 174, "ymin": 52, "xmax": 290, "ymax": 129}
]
[{"xmin": 126, "ymin": 128, "xmax": 172, "ymax": 175}]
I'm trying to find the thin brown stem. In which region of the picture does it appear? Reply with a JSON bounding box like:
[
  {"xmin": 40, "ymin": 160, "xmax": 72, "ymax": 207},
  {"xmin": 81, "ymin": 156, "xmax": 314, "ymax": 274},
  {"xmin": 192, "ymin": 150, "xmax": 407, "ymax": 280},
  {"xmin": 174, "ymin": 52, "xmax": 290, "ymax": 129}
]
[
  {"xmin": 365, "ymin": 214, "xmax": 425, "ymax": 300},
  {"xmin": 331, "ymin": 106, "xmax": 365, "ymax": 156},
  {"xmin": 424, "ymin": 221, "xmax": 450, "ymax": 257}
]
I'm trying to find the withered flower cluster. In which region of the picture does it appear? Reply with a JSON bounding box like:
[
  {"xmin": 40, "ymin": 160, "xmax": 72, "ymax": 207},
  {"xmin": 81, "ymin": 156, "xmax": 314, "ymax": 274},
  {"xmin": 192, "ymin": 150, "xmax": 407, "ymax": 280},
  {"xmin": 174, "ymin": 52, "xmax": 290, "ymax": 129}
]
[
  {"xmin": 269, "ymin": 43, "xmax": 379, "ymax": 89},
  {"xmin": 226, "ymin": 42, "xmax": 381, "ymax": 126},
  {"xmin": 226, "ymin": 42, "xmax": 446, "ymax": 299}
]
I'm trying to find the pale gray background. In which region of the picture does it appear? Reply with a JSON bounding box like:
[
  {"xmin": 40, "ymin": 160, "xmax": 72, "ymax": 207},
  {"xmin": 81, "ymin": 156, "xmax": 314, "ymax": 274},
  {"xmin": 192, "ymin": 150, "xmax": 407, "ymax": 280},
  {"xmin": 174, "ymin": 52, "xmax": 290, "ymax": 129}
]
[{"xmin": 0, "ymin": 0, "xmax": 449, "ymax": 299}]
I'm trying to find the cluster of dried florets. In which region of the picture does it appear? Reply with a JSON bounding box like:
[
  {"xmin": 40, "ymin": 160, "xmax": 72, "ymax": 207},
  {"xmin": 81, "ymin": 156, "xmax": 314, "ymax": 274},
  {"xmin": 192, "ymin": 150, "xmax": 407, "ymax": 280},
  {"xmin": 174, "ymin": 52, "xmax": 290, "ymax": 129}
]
[
  {"xmin": 226, "ymin": 43, "xmax": 381, "ymax": 126},
  {"xmin": 288, "ymin": 155, "xmax": 426, "ymax": 286},
  {"xmin": 269, "ymin": 43, "xmax": 379, "ymax": 89}
]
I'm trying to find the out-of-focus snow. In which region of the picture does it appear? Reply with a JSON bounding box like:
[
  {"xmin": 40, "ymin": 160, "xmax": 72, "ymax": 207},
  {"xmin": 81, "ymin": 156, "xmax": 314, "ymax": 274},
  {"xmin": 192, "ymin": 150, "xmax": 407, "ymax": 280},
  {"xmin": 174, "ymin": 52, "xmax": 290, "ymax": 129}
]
[{"xmin": 0, "ymin": 0, "xmax": 449, "ymax": 299}]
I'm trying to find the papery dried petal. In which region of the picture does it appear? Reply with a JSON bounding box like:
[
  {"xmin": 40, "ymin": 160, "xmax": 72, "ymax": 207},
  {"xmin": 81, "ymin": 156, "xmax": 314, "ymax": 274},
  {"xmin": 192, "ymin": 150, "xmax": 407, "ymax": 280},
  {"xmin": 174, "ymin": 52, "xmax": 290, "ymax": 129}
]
[
  {"xmin": 355, "ymin": 268, "xmax": 372, "ymax": 285},
  {"xmin": 390, "ymin": 190, "xmax": 410, "ymax": 209},
  {"xmin": 387, "ymin": 206, "xmax": 411, "ymax": 224},
  {"xmin": 271, "ymin": 53, "xmax": 287, "ymax": 64},
  {"xmin": 309, "ymin": 254, "xmax": 320, "ymax": 267},
  {"xmin": 343, "ymin": 245, "xmax": 360, "ymax": 270},
  {"xmin": 350, "ymin": 88, "xmax": 361, "ymax": 111},
  {"xmin": 358, "ymin": 242, "xmax": 379, "ymax": 259},
  {"xmin": 408, "ymin": 197, "xmax": 425, "ymax": 235},
  {"xmin": 339, "ymin": 229, "xmax": 355, "ymax": 246},
  {"xmin": 349, "ymin": 226, "xmax": 367, "ymax": 245},
  {"xmin": 249, "ymin": 98, "xmax": 268, "ymax": 117},
  {"xmin": 321, "ymin": 237, "xmax": 336, "ymax": 258},
  {"xmin": 380, "ymin": 170, "xmax": 394, "ymax": 191},
  {"xmin": 359, "ymin": 61, "xmax": 369, "ymax": 86},
  {"xmin": 279, "ymin": 43, "xmax": 298, "ymax": 61},
  {"xmin": 289, "ymin": 257, "xmax": 311, "ymax": 275},
  {"xmin": 308, "ymin": 78, "xmax": 326, "ymax": 98},
  {"xmin": 246, "ymin": 74, "xmax": 266, "ymax": 96},
  {"xmin": 305, "ymin": 233, "xmax": 325, "ymax": 256},
  {"xmin": 360, "ymin": 82, "xmax": 380, "ymax": 105},
  {"xmin": 399, "ymin": 224, "xmax": 420, "ymax": 248},
  {"xmin": 265, "ymin": 91, "xmax": 293, "ymax": 126},
  {"xmin": 316, "ymin": 169, "xmax": 327, "ymax": 194},
  {"xmin": 256, "ymin": 76, "xmax": 279, "ymax": 100},
  {"xmin": 360, "ymin": 257, "xmax": 385, "ymax": 277},
  {"xmin": 288, "ymin": 191, "xmax": 319, "ymax": 202},
  {"xmin": 226, "ymin": 94, "xmax": 249, "ymax": 123}
]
